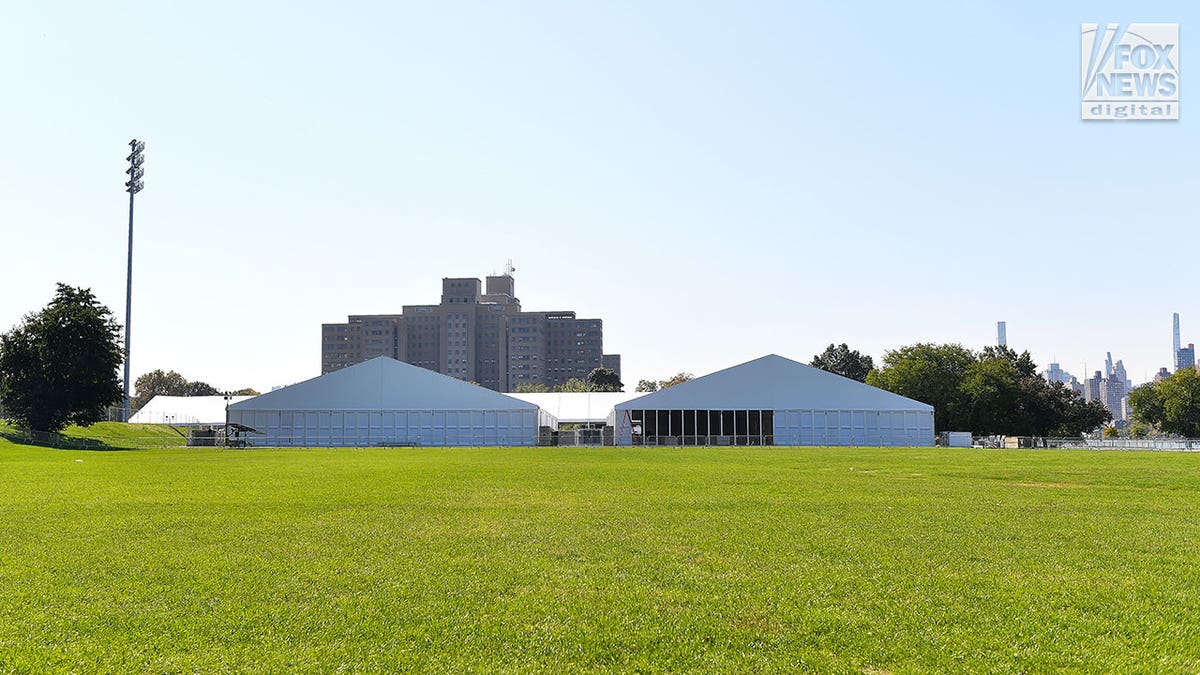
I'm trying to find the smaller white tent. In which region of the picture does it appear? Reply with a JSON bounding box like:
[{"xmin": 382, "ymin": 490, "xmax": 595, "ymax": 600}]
[
  {"xmin": 130, "ymin": 395, "xmax": 254, "ymax": 426},
  {"xmin": 612, "ymin": 355, "xmax": 934, "ymax": 447},
  {"xmin": 227, "ymin": 357, "xmax": 551, "ymax": 447}
]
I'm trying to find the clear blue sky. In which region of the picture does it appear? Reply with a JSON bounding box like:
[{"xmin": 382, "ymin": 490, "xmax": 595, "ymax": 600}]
[{"xmin": 1, "ymin": 1, "xmax": 1194, "ymax": 392}]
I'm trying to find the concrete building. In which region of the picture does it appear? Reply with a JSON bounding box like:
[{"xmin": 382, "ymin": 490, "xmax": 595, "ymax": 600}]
[
  {"xmin": 996, "ymin": 321, "xmax": 1007, "ymax": 347},
  {"xmin": 321, "ymin": 272, "xmax": 620, "ymax": 392}
]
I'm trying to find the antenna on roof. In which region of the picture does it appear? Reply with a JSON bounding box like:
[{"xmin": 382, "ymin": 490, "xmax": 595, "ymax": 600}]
[{"xmin": 505, "ymin": 259, "xmax": 515, "ymax": 276}]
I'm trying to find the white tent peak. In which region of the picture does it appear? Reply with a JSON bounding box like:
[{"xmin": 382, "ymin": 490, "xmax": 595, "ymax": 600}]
[
  {"xmin": 618, "ymin": 354, "xmax": 932, "ymax": 411},
  {"xmin": 229, "ymin": 357, "xmax": 537, "ymax": 411}
]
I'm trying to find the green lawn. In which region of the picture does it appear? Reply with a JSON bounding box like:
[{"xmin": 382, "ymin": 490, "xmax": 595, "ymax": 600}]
[
  {"xmin": 1, "ymin": 442, "xmax": 1198, "ymax": 673},
  {"xmin": 0, "ymin": 421, "xmax": 187, "ymax": 449}
]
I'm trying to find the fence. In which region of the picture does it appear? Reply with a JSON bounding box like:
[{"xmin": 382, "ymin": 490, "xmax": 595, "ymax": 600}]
[{"xmin": 971, "ymin": 436, "xmax": 1200, "ymax": 452}]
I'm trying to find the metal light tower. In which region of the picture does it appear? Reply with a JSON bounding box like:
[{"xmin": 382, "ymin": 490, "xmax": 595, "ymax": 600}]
[{"xmin": 123, "ymin": 139, "xmax": 145, "ymax": 421}]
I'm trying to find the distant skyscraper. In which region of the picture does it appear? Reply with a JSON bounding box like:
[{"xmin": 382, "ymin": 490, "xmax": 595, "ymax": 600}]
[
  {"xmin": 1104, "ymin": 351, "xmax": 1114, "ymax": 378},
  {"xmin": 1043, "ymin": 362, "xmax": 1074, "ymax": 385},
  {"xmin": 1178, "ymin": 343, "xmax": 1197, "ymax": 371},
  {"xmin": 1154, "ymin": 367, "xmax": 1171, "ymax": 382},
  {"xmin": 996, "ymin": 321, "xmax": 1007, "ymax": 347},
  {"xmin": 1174, "ymin": 313, "xmax": 1182, "ymax": 365}
]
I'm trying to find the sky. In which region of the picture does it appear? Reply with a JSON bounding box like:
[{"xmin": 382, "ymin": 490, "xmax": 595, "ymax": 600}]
[{"xmin": 0, "ymin": 0, "xmax": 1195, "ymax": 392}]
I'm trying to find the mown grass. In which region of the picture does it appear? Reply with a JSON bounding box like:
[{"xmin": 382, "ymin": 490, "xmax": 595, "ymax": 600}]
[
  {"xmin": 1, "ymin": 443, "xmax": 1198, "ymax": 673},
  {"xmin": 0, "ymin": 421, "xmax": 186, "ymax": 449}
]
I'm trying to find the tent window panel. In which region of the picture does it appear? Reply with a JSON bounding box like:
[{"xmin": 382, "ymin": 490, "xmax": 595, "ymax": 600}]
[
  {"xmin": 684, "ymin": 410, "xmax": 696, "ymax": 436},
  {"xmin": 657, "ymin": 410, "xmax": 669, "ymax": 437},
  {"xmin": 669, "ymin": 410, "xmax": 683, "ymax": 437},
  {"xmin": 721, "ymin": 411, "xmax": 735, "ymax": 437},
  {"xmin": 762, "ymin": 411, "xmax": 774, "ymax": 438},
  {"xmin": 696, "ymin": 411, "xmax": 709, "ymax": 436},
  {"xmin": 748, "ymin": 410, "xmax": 761, "ymax": 437}
]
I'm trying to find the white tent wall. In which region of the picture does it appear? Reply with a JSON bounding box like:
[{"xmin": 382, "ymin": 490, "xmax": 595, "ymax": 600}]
[
  {"xmin": 227, "ymin": 408, "xmax": 546, "ymax": 447},
  {"xmin": 612, "ymin": 408, "xmax": 934, "ymax": 446}
]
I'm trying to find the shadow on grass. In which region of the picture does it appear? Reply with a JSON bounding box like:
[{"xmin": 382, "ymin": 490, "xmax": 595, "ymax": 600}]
[{"xmin": 0, "ymin": 428, "xmax": 150, "ymax": 452}]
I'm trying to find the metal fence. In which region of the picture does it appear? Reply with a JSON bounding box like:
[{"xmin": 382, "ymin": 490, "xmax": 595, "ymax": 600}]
[{"xmin": 972, "ymin": 436, "xmax": 1200, "ymax": 452}]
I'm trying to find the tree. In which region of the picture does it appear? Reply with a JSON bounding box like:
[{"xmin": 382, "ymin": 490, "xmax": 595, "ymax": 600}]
[
  {"xmin": 132, "ymin": 369, "xmax": 189, "ymax": 408},
  {"xmin": 586, "ymin": 367, "xmax": 623, "ymax": 392},
  {"xmin": 867, "ymin": 343, "xmax": 975, "ymax": 431},
  {"xmin": 557, "ymin": 378, "xmax": 589, "ymax": 393},
  {"xmin": 635, "ymin": 379, "xmax": 659, "ymax": 393},
  {"xmin": 810, "ymin": 343, "xmax": 875, "ymax": 382},
  {"xmin": 659, "ymin": 372, "xmax": 694, "ymax": 389},
  {"xmin": 132, "ymin": 370, "xmax": 257, "ymax": 409},
  {"xmin": 185, "ymin": 381, "xmax": 220, "ymax": 396},
  {"xmin": 131, "ymin": 369, "xmax": 190, "ymax": 411},
  {"xmin": 1131, "ymin": 368, "xmax": 1200, "ymax": 437},
  {"xmin": 867, "ymin": 342, "xmax": 1107, "ymax": 437},
  {"xmin": 0, "ymin": 284, "xmax": 124, "ymax": 432},
  {"xmin": 513, "ymin": 383, "xmax": 549, "ymax": 393}
]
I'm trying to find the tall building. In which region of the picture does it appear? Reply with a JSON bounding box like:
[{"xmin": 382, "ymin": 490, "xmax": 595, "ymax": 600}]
[
  {"xmin": 1043, "ymin": 362, "xmax": 1074, "ymax": 385},
  {"xmin": 321, "ymin": 272, "xmax": 620, "ymax": 392},
  {"xmin": 996, "ymin": 321, "xmax": 1007, "ymax": 347},
  {"xmin": 1083, "ymin": 371, "xmax": 1103, "ymax": 405},
  {"xmin": 1178, "ymin": 343, "xmax": 1197, "ymax": 371},
  {"xmin": 1174, "ymin": 313, "xmax": 1182, "ymax": 367}
]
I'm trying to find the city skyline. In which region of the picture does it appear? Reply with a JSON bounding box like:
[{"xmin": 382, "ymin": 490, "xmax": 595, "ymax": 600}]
[{"xmin": 1, "ymin": 1, "xmax": 1195, "ymax": 393}]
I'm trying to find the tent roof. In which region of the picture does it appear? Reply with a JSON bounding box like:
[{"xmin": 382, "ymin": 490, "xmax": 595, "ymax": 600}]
[
  {"xmin": 508, "ymin": 392, "xmax": 643, "ymax": 423},
  {"xmin": 130, "ymin": 395, "xmax": 255, "ymax": 425},
  {"xmin": 229, "ymin": 357, "xmax": 538, "ymax": 411},
  {"xmin": 614, "ymin": 354, "xmax": 933, "ymax": 412}
]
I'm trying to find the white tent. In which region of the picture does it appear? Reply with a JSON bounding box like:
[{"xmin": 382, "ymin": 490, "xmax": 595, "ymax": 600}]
[
  {"xmin": 227, "ymin": 357, "xmax": 552, "ymax": 447},
  {"xmin": 611, "ymin": 354, "xmax": 934, "ymax": 447},
  {"xmin": 507, "ymin": 392, "xmax": 644, "ymax": 426},
  {"xmin": 130, "ymin": 395, "xmax": 254, "ymax": 426}
]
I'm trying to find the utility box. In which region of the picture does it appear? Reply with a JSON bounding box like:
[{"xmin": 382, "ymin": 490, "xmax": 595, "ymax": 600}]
[{"xmin": 946, "ymin": 432, "xmax": 972, "ymax": 447}]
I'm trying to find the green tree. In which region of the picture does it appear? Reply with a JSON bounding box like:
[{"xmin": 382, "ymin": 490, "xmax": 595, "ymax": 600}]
[
  {"xmin": 556, "ymin": 378, "xmax": 589, "ymax": 393},
  {"xmin": 1131, "ymin": 368, "xmax": 1200, "ymax": 437},
  {"xmin": 635, "ymin": 379, "xmax": 659, "ymax": 393},
  {"xmin": 659, "ymin": 372, "xmax": 694, "ymax": 389},
  {"xmin": 186, "ymin": 381, "xmax": 220, "ymax": 396},
  {"xmin": 586, "ymin": 367, "xmax": 623, "ymax": 392},
  {"xmin": 0, "ymin": 284, "xmax": 124, "ymax": 432},
  {"xmin": 1102, "ymin": 425, "xmax": 1120, "ymax": 438},
  {"xmin": 132, "ymin": 370, "xmax": 190, "ymax": 410},
  {"xmin": 513, "ymin": 383, "xmax": 549, "ymax": 393},
  {"xmin": 867, "ymin": 343, "xmax": 975, "ymax": 431},
  {"xmin": 810, "ymin": 343, "xmax": 875, "ymax": 382},
  {"xmin": 230, "ymin": 388, "xmax": 261, "ymax": 396}
]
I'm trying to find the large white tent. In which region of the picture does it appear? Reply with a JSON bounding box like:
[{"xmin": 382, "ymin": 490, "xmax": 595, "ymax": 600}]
[
  {"xmin": 611, "ymin": 354, "xmax": 934, "ymax": 447},
  {"xmin": 227, "ymin": 357, "xmax": 552, "ymax": 447},
  {"xmin": 130, "ymin": 395, "xmax": 254, "ymax": 426}
]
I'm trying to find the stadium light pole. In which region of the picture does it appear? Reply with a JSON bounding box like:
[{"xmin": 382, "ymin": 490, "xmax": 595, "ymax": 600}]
[{"xmin": 123, "ymin": 139, "xmax": 146, "ymax": 422}]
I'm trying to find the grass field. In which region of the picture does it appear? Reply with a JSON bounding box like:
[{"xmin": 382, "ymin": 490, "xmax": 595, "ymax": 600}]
[{"xmin": 2, "ymin": 438, "xmax": 1199, "ymax": 673}]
